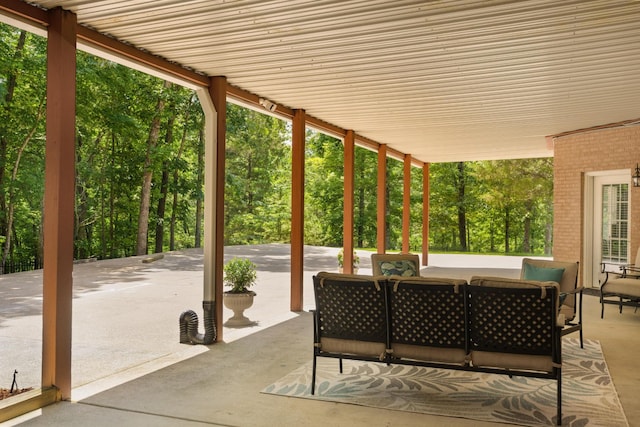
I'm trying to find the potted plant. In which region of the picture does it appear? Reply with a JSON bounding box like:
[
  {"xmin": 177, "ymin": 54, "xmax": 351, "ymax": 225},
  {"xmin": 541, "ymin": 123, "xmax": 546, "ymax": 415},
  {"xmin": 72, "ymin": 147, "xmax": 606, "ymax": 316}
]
[
  {"xmin": 337, "ymin": 248, "xmax": 360, "ymax": 273},
  {"xmin": 222, "ymin": 257, "xmax": 257, "ymax": 326}
]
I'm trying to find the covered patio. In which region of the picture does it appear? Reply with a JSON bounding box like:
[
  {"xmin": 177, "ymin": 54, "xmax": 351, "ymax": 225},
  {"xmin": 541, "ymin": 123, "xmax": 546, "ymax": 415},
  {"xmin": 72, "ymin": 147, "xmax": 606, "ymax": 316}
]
[
  {"xmin": 1, "ymin": 246, "xmax": 638, "ymax": 426},
  {"xmin": 1, "ymin": 0, "xmax": 640, "ymax": 424}
]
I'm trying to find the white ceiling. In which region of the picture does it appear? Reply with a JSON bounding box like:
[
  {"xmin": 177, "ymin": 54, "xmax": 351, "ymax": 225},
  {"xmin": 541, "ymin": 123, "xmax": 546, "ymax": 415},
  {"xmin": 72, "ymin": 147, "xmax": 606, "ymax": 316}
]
[{"xmin": 11, "ymin": 0, "xmax": 640, "ymax": 162}]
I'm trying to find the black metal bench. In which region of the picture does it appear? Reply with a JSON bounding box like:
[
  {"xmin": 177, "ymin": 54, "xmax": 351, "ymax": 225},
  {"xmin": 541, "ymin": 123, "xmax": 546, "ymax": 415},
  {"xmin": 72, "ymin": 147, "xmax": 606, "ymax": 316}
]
[{"xmin": 311, "ymin": 272, "xmax": 563, "ymax": 425}]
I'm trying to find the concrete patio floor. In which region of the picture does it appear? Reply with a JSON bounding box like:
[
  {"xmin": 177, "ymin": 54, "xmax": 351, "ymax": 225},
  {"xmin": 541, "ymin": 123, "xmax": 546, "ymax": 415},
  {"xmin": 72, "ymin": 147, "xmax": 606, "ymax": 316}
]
[{"xmin": 1, "ymin": 244, "xmax": 639, "ymax": 426}]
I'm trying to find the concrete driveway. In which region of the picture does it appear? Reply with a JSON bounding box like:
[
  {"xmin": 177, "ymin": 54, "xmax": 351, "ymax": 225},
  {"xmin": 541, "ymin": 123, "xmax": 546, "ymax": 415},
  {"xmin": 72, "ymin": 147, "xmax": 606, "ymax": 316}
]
[{"xmin": 0, "ymin": 244, "xmax": 525, "ymax": 398}]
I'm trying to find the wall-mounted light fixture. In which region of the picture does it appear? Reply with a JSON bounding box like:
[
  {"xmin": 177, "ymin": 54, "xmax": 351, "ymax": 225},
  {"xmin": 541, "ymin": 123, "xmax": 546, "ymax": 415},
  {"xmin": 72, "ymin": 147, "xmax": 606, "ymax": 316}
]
[
  {"xmin": 259, "ymin": 98, "xmax": 277, "ymax": 113},
  {"xmin": 633, "ymin": 163, "xmax": 640, "ymax": 187}
]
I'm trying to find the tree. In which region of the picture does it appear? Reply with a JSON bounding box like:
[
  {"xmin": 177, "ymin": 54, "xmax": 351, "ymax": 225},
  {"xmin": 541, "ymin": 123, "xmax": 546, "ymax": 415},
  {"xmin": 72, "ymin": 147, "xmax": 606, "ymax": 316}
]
[
  {"xmin": 0, "ymin": 27, "xmax": 46, "ymax": 271},
  {"xmin": 305, "ymin": 132, "xmax": 344, "ymax": 246},
  {"xmin": 0, "ymin": 18, "xmax": 557, "ymax": 271},
  {"xmin": 137, "ymin": 80, "xmax": 171, "ymax": 256},
  {"xmin": 354, "ymin": 147, "xmax": 377, "ymax": 248},
  {"xmin": 224, "ymin": 104, "xmax": 289, "ymax": 245},
  {"xmin": 456, "ymin": 162, "xmax": 468, "ymax": 251}
]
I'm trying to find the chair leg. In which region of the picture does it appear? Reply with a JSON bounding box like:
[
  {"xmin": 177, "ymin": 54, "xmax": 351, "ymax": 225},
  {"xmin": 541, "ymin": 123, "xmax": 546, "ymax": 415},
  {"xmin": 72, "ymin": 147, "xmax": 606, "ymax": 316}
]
[
  {"xmin": 578, "ymin": 293, "xmax": 584, "ymax": 348},
  {"xmin": 556, "ymin": 370, "xmax": 562, "ymax": 426},
  {"xmin": 311, "ymin": 355, "xmax": 317, "ymax": 395},
  {"xmin": 579, "ymin": 326, "xmax": 583, "ymax": 348},
  {"xmin": 339, "ymin": 358, "xmax": 343, "ymax": 374}
]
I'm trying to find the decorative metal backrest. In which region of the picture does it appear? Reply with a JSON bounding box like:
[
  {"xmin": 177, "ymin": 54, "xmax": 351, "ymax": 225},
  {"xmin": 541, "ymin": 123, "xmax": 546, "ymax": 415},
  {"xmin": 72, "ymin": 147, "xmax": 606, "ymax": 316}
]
[
  {"xmin": 387, "ymin": 278, "xmax": 467, "ymax": 348},
  {"xmin": 468, "ymin": 284, "xmax": 557, "ymax": 355},
  {"xmin": 313, "ymin": 273, "xmax": 387, "ymax": 343}
]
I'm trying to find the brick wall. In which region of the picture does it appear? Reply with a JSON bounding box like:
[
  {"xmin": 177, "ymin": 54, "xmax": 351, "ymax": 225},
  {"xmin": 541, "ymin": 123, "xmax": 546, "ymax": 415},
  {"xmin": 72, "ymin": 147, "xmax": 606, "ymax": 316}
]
[{"xmin": 554, "ymin": 126, "xmax": 640, "ymax": 285}]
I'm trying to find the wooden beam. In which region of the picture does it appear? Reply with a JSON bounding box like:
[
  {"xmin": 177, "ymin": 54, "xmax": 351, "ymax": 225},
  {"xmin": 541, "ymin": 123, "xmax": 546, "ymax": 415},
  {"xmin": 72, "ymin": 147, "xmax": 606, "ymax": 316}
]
[
  {"xmin": 306, "ymin": 115, "xmax": 346, "ymax": 139},
  {"xmin": 76, "ymin": 26, "xmax": 209, "ymax": 88},
  {"xmin": 0, "ymin": 0, "xmax": 48, "ymax": 27},
  {"xmin": 402, "ymin": 154, "xmax": 411, "ymax": 253},
  {"xmin": 42, "ymin": 6, "xmax": 76, "ymax": 400},
  {"xmin": 422, "ymin": 163, "xmax": 430, "ymax": 266},
  {"xmin": 290, "ymin": 109, "xmax": 305, "ymax": 311},
  {"xmin": 0, "ymin": 387, "xmax": 58, "ymax": 423},
  {"xmin": 343, "ymin": 130, "xmax": 355, "ymax": 273},
  {"xmin": 377, "ymin": 144, "xmax": 387, "ymax": 253},
  {"xmin": 355, "ymin": 134, "xmax": 379, "ymax": 151}
]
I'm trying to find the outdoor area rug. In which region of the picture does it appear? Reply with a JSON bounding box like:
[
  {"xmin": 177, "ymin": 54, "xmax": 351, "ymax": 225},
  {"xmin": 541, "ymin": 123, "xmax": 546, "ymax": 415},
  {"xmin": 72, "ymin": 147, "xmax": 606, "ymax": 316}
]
[{"xmin": 262, "ymin": 339, "xmax": 628, "ymax": 426}]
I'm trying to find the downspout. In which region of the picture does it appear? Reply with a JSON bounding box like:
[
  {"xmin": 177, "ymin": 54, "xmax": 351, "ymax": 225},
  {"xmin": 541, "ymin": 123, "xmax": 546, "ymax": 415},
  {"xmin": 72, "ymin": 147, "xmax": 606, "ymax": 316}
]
[{"xmin": 179, "ymin": 85, "xmax": 219, "ymax": 345}]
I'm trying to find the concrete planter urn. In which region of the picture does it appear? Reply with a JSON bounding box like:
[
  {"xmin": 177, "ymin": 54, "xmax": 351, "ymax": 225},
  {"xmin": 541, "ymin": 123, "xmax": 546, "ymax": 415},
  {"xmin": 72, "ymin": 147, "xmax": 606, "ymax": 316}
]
[
  {"xmin": 337, "ymin": 248, "xmax": 360, "ymax": 274},
  {"xmin": 223, "ymin": 258, "xmax": 257, "ymax": 327},
  {"xmin": 223, "ymin": 291, "xmax": 256, "ymax": 326}
]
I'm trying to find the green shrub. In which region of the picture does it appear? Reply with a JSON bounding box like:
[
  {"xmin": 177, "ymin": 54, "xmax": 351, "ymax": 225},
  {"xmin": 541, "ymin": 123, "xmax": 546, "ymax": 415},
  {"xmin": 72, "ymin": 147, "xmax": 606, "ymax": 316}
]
[{"xmin": 223, "ymin": 258, "xmax": 257, "ymax": 293}]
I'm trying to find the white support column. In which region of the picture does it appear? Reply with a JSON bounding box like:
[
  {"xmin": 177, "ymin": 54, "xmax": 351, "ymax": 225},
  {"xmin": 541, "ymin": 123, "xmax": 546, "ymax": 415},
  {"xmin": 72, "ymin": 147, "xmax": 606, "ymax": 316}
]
[{"xmin": 196, "ymin": 88, "xmax": 217, "ymax": 303}]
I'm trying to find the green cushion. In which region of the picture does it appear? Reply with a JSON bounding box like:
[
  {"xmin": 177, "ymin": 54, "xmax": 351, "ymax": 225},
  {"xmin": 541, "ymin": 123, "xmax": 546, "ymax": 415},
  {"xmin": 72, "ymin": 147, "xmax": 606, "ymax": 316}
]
[
  {"xmin": 523, "ymin": 263, "xmax": 565, "ymax": 284},
  {"xmin": 378, "ymin": 260, "xmax": 418, "ymax": 277}
]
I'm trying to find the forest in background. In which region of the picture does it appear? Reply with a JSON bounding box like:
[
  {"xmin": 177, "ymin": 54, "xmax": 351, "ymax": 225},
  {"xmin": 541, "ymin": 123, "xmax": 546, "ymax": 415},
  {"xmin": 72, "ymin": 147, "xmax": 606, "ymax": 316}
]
[{"xmin": 0, "ymin": 24, "xmax": 553, "ymax": 273}]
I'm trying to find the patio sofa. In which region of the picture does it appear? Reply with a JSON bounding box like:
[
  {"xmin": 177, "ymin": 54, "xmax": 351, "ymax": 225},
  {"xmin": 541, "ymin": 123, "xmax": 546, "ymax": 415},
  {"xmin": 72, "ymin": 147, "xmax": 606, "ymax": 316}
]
[{"xmin": 311, "ymin": 272, "xmax": 563, "ymax": 425}]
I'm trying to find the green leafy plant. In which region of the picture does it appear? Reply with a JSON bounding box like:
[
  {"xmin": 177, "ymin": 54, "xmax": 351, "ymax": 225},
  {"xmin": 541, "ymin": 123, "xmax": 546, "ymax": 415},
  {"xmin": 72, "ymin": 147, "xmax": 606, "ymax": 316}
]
[
  {"xmin": 223, "ymin": 258, "xmax": 257, "ymax": 293},
  {"xmin": 337, "ymin": 248, "xmax": 360, "ymax": 268}
]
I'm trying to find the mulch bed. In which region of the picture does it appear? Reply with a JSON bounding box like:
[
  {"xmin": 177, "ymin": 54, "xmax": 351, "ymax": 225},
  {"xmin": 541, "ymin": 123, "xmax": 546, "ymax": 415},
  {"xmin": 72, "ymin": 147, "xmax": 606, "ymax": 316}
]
[{"xmin": 0, "ymin": 387, "xmax": 33, "ymax": 400}]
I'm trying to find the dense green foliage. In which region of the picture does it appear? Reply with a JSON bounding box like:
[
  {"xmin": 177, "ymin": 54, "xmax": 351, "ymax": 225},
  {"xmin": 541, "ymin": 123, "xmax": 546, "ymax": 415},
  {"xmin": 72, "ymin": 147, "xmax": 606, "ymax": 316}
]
[
  {"xmin": 0, "ymin": 23, "xmax": 553, "ymax": 274},
  {"xmin": 225, "ymin": 106, "xmax": 290, "ymax": 244},
  {"xmin": 429, "ymin": 159, "xmax": 553, "ymax": 254}
]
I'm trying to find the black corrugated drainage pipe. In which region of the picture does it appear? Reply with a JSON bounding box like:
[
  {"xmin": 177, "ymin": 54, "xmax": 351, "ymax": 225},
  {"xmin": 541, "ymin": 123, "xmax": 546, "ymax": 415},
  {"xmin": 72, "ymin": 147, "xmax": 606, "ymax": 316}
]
[{"xmin": 179, "ymin": 301, "xmax": 216, "ymax": 345}]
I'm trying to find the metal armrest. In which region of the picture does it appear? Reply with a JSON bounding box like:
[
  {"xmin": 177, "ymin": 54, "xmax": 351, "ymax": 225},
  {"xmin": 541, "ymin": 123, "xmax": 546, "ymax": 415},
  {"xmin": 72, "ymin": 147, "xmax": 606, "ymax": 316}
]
[
  {"xmin": 601, "ymin": 263, "xmax": 624, "ymax": 285},
  {"xmin": 563, "ymin": 286, "xmax": 583, "ymax": 295},
  {"xmin": 601, "ymin": 262, "xmax": 623, "ymax": 273},
  {"xmin": 622, "ymin": 265, "xmax": 640, "ymax": 278}
]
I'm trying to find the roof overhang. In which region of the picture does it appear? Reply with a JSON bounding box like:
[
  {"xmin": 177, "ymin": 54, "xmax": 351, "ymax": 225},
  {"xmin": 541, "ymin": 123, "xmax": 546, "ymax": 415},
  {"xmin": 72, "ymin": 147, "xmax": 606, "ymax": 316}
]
[{"xmin": 3, "ymin": 0, "xmax": 640, "ymax": 163}]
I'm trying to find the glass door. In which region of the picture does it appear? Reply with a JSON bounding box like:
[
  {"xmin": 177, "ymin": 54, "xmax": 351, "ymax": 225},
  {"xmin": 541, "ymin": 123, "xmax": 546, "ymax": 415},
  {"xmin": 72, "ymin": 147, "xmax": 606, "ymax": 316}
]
[
  {"xmin": 588, "ymin": 173, "xmax": 631, "ymax": 287},
  {"xmin": 600, "ymin": 183, "xmax": 629, "ymax": 264}
]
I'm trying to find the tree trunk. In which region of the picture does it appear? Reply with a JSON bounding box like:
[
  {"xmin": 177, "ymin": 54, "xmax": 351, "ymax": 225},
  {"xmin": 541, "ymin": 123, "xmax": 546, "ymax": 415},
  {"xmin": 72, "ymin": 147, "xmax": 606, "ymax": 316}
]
[
  {"xmin": 356, "ymin": 156, "xmax": 365, "ymax": 248},
  {"xmin": 154, "ymin": 166, "xmax": 169, "ymax": 253},
  {"xmin": 154, "ymin": 112, "xmax": 175, "ymax": 253},
  {"xmin": 193, "ymin": 126, "xmax": 204, "ymax": 248},
  {"xmin": 109, "ymin": 133, "xmax": 116, "ymax": 258},
  {"xmin": 504, "ymin": 206, "xmax": 511, "ymax": 253},
  {"xmin": 137, "ymin": 80, "xmax": 170, "ymax": 256},
  {"xmin": 545, "ymin": 222, "xmax": 552, "ymax": 256},
  {"xmin": 169, "ymin": 95, "xmax": 194, "ymax": 250},
  {"xmin": 384, "ymin": 167, "xmax": 391, "ymax": 250},
  {"xmin": 523, "ymin": 199, "xmax": 533, "ymax": 253},
  {"xmin": 75, "ymin": 132, "xmax": 101, "ymax": 259},
  {"xmin": 489, "ymin": 219, "xmax": 496, "ymax": 252}
]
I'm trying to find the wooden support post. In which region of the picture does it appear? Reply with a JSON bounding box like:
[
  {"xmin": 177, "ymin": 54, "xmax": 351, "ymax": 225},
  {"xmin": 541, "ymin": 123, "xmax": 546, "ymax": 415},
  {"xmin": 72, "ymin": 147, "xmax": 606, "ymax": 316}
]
[
  {"xmin": 377, "ymin": 145, "xmax": 387, "ymax": 253},
  {"xmin": 290, "ymin": 109, "xmax": 305, "ymax": 311},
  {"xmin": 208, "ymin": 76, "xmax": 226, "ymax": 341},
  {"xmin": 422, "ymin": 163, "xmax": 430, "ymax": 266},
  {"xmin": 343, "ymin": 130, "xmax": 355, "ymax": 273},
  {"xmin": 402, "ymin": 154, "xmax": 411, "ymax": 253},
  {"xmin": 42, "ymin": 7, "xmax": 76, "ymax": 399}
]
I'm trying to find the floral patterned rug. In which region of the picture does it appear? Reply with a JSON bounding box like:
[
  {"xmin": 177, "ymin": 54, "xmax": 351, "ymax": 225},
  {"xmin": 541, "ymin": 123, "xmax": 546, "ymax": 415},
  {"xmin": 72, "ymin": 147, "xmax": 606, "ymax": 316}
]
[{"xmin": 262, "ymin": 339, "xmax": 627, "ymax": 426}]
